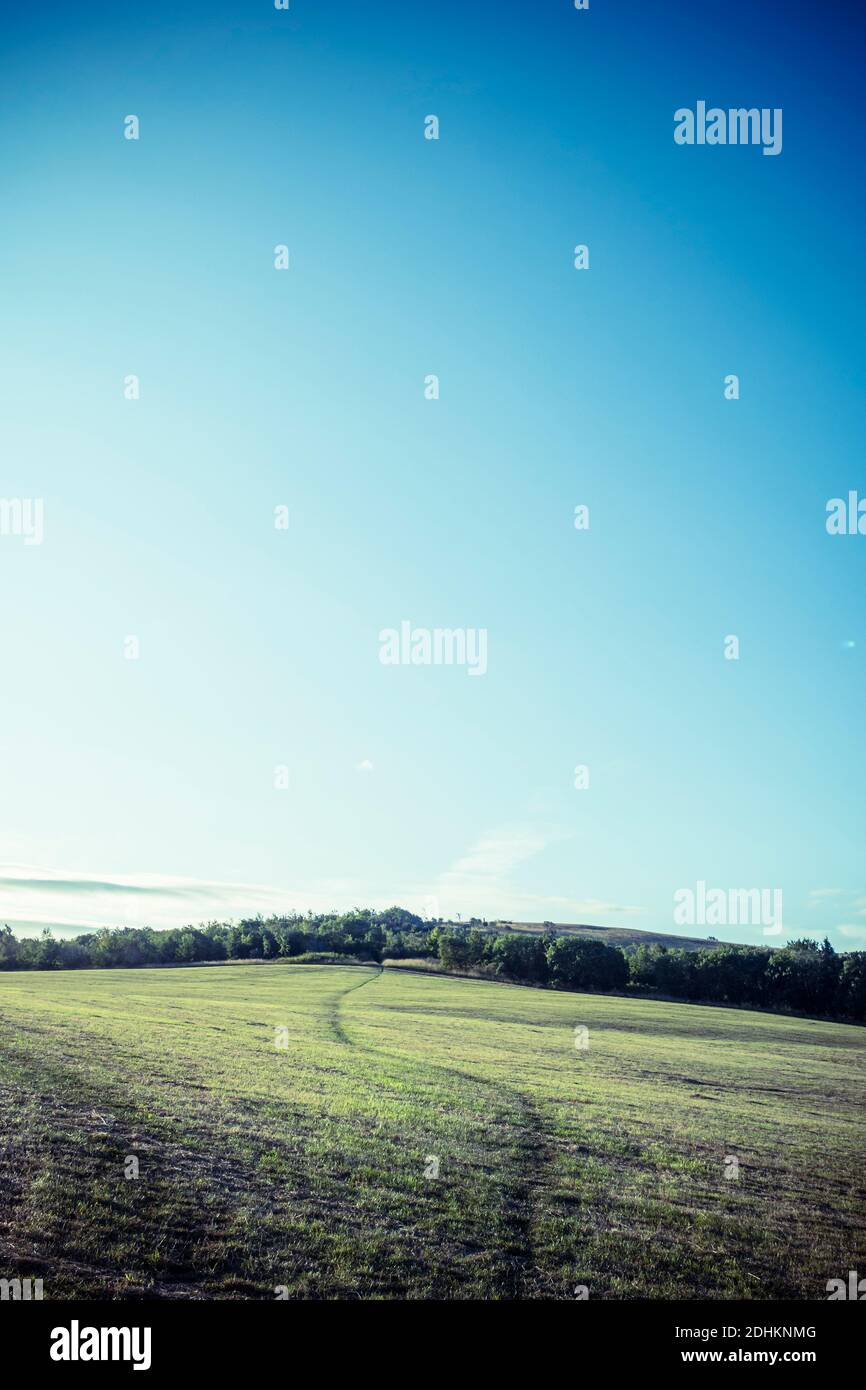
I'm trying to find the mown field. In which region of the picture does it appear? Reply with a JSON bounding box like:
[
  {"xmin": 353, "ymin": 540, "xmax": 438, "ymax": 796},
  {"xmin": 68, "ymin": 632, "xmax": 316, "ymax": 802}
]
[{"xmin": 0, "ymin": 962, "xmax": 863, "ymax": 1299}]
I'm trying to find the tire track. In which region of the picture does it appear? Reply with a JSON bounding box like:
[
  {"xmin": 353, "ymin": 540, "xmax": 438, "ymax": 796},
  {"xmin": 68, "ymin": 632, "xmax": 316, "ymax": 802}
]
[
  {"xmin": 328, "ymin": 964, "xmax": 384, "ymax": 1045},
  {"xmin": 329, "ymin": 962, "xmax": 555, "ymax": 1297}
]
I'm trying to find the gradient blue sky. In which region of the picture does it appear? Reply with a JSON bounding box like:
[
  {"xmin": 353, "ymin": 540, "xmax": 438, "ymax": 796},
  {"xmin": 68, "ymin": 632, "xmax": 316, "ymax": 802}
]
[{"xmin": 1, "ymin": 0, "xmax": 864, "ymax": 942}]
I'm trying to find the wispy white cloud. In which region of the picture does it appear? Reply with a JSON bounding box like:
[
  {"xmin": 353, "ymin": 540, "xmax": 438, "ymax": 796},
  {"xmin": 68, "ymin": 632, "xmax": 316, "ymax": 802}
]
[
  {"xmin": 809, "ymin": 889, "xmax": 866, "ymax": 921},
  {"xmin": 433, "ymin": 828, "xmax": 643, "ymax": 923},
  {"xmin": 0, "ymin": 865, "xmax": 308, "ymax": 935},
  {"xmin": 0, "ymin": 871, "xmax": 209, "ymax": 899},
  {"xmin": 447, "ymin": 828, "xmax": 555, "ymax": 879},
  {"xmin": 0, "ymin": 837, "xmax": 645, "ymax": 940}
]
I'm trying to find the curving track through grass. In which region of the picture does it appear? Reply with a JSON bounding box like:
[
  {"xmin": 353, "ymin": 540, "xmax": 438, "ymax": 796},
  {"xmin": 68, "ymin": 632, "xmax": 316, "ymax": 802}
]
[{"xmin": 0, "ymin": 961, "xmax": 863, "ymax": 1299}]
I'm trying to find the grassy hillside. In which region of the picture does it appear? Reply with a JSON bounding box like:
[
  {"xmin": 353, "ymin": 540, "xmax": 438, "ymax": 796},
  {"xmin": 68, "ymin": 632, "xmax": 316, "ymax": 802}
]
[
  {"xmin": 485, "ymin": 920, "xmax": 748, "ymax": 951},
  {"xmin": 0, "ymin": 962, "xmax": 863, "ymax": 1299}
]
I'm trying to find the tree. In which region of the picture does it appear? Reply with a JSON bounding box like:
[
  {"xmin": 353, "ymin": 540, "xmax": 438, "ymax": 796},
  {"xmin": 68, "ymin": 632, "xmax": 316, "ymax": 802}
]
[
  {"xmin": 437, "ymin": 929, "xmax": 488, "ymax": 971},
  {"xmin": 545, "ymin": 937, "xmax": 628, "ymax": 992},
  {"xmin": 652, "ymin": 948, "xmax": 699, "ymax": 999},
  {"xmin": 0, "ymin": 924, "xmax": 19, "ymax": 970},
  {"xmin": 489, "ymin": 932, "xmax": 548, "ymax": 984},
  {"xmin": 628, "ymin": 943, "xmax": 666, "ymax": 989},
  {"xmin": 837, "ymin": 953, "xmax": 866, "ymax": 1021},
  {"xmin": 692, "ymin": 945, "xmax": 771, "ymax": 1006},
  {"xmin": 763, "ymin": 939, "xmax": 836, "ymax": 1014},
  {"xmin": 34, "ymin": 928, "xmax": 61, "ymax": 970},
  {"xmin": 377, "ymin": 907, "xmax": 424, "ymax": 932}
]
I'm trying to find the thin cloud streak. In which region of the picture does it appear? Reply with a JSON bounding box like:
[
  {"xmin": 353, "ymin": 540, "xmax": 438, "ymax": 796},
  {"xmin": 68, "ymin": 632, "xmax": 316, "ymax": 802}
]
[{"xmin": 433, "ymin": 828, "xmax": 644, "ymax": 924}]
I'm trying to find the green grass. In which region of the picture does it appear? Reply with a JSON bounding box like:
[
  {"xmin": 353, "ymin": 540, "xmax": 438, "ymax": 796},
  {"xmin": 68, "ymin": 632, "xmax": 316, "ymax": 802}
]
[{"xmin": 0, "ymin": 962, "xmax": 863, "ymax": 1300}]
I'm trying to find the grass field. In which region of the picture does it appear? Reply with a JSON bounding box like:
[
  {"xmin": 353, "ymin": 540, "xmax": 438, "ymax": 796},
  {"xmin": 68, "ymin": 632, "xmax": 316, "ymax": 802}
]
[{"xmin": 0, "ymin": 962, "xmax": 863, "ymax": 1300}]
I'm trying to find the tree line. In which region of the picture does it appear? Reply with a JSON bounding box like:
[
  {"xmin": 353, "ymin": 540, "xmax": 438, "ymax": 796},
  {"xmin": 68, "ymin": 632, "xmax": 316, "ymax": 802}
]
[{"xmin": 0, "ymin": 910, "xmax": 863, "ymax": 1023}]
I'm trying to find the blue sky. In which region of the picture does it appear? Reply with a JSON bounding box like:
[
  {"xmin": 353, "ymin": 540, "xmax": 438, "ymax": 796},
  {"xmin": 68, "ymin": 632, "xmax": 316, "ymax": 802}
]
[{"xmin": 1, "ymin": 0, "xmax": 864, "ymax": 943}]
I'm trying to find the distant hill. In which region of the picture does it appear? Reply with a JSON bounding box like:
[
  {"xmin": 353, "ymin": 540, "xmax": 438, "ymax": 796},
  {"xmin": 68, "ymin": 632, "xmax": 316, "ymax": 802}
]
[{"xmin": 455, "ymin": 920, "xmax": 756, "ymax": 953}]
